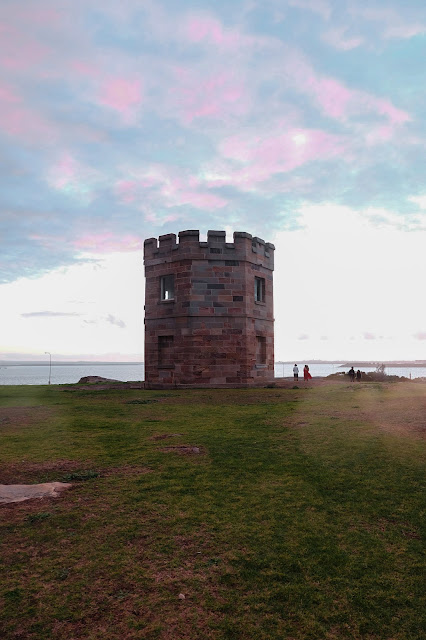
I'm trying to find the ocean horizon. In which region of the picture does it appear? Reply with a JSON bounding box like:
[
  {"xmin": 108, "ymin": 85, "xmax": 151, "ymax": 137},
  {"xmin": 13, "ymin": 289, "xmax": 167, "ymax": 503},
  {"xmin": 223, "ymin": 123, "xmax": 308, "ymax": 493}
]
[{"xmin": 1, "ymin": 361, "xmax": 425, "ymax": 385}]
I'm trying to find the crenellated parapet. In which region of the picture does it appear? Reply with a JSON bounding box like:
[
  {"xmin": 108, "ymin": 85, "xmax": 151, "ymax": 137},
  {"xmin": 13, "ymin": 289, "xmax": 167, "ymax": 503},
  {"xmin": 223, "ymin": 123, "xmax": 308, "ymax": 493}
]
[{"xmin": 144, "ymin": 230, "xmax": 275, "ymax": 269}]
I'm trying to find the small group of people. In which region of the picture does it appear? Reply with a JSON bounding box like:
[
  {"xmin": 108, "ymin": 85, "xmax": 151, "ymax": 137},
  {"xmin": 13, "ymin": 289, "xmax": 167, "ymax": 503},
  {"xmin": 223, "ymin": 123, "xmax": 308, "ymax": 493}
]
[
  {"xmin": 348, "ymin": 367, "xmax": 362, "ymax": 382},
  {"xmin": 292, "ymin": 364, "xmax": 363, "ymax": 382},
  {"xmin": 293, "ymin": 364, "xmax": 312, "ymax": 382}
]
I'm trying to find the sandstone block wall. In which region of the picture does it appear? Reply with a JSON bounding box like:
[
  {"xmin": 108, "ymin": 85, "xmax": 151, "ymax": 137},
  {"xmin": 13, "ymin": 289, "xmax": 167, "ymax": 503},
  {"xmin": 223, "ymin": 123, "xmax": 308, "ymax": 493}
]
[{"xmin": 144, "ymin": 230, "xmax": 274, "ymax": 388}]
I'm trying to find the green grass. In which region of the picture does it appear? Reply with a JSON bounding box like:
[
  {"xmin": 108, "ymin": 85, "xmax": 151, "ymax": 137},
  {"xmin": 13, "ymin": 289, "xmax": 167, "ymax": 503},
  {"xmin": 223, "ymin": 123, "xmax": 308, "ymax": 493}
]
[{"xmin": 0, "ymin": 382, "xmax": 425, "ymax": 639}]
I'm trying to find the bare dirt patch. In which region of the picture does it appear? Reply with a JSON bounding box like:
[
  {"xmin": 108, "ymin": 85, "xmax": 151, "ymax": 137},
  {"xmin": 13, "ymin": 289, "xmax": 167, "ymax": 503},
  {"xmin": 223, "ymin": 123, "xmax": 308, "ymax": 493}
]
[
  {"xmin": 160, "ymin": 445, "xmax": 204, "ymax": 455},
  {"xmin": 0, "ymin": 460, "xmax": 153, "ymax": 485},
  {"xmin": 0, "ymin": 405, "xmax": 56, "ymax": 429},
  {"xmin": 101, "ymin": 465, "xmax": 153, "ymax": 477},
  {"xmin": 292, "ymin": 421, "xmax": 309, "ymax": 428},
  {"xmin": 288, "ymin": 381, "xmax": 426, "ymax": 438},
  {"xmin": 151, "ymin": 433, "xmax": 183, "ymax": 441},
  {"xmin": 0, "ymin": 459, "xmax": 91, "ymax": 484},
  {"xmin": 274, "ymin": 377, "xmax": 345, "ymax": 389},
  {"xmin": 358, "ymin": 387, "xmax": 426, "ymax": 437},
  {"xmin": 66, "ymin": 382, "xmax": 144, "ymax": 391}
]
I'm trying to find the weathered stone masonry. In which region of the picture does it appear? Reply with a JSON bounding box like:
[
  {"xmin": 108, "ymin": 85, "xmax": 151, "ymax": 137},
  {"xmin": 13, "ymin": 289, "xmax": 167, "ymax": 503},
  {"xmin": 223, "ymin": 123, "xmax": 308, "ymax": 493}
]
[{"xmin": 144, "ymin": 230, "xmax": 274, "ymax": 388}]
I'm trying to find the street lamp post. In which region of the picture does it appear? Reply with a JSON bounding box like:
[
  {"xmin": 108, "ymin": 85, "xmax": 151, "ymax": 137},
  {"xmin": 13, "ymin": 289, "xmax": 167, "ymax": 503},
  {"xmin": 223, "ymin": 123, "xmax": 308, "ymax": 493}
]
[{"xmin": 45, "ymin": 351, "xmax": 51, "ymax": 385}]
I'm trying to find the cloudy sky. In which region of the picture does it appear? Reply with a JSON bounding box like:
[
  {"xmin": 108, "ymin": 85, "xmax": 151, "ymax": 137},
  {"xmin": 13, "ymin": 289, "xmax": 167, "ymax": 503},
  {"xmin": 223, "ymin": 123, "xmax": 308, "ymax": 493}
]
[{"xmin": 1, "ymin": 0, "xmax": 425, "ymax": 362}]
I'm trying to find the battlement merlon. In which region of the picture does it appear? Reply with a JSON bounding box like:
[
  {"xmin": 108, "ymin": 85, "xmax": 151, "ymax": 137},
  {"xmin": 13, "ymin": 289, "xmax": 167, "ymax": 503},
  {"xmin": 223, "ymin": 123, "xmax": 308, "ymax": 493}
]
[{"xmin": 143, "ymin": 230, "xmax": 275, "ymax": 268}]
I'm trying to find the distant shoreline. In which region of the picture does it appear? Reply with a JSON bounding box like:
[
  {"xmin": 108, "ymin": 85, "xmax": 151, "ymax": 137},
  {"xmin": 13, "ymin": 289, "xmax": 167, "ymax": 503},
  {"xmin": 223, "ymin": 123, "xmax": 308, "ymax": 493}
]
[
  {"xmin": 277, "ymin": 361, "xmax": 426, "ymax": 368},
  {"xmin": 340, "ymin": 362, "xmax": 426, "ymax": 368},
  {"xmin": 0, "ymin": 361, "xmax": 144, "ymax": 367},
  {"xmin": 2, "ymin": 360, "xmax": 425, "ymax": 368}
]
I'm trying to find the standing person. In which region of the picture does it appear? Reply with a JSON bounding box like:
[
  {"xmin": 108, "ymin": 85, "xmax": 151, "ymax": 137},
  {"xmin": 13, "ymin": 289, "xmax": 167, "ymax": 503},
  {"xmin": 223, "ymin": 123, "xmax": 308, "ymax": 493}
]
[
  {"xmin": 303, "ymin": 364, "xmax": 312, "ymax": 382},
  {"xmin": 356, "ymin": 369, "xmax": 362, "ymax": 381},
  {"xmin": 293, "ymin": 364, "xmax": 299, "ymax": 381},
  {"xmin": 348, "ymin": 367, "xmax": 355, "ymax": 382}
]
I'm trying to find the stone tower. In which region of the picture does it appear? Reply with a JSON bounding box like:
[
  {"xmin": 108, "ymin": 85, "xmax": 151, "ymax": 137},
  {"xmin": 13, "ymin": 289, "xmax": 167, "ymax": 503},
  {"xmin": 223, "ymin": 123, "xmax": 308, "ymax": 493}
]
[{"xmin": 143, "ymin": 230, "xmax": 274, "ymax": 388}]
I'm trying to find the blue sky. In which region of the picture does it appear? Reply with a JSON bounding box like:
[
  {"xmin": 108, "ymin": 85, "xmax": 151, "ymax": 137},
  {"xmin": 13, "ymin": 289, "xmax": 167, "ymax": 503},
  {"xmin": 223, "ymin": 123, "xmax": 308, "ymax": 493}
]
[{"xmin": 1, "ymin": 0, "xmax": 425, "ymax": 361}]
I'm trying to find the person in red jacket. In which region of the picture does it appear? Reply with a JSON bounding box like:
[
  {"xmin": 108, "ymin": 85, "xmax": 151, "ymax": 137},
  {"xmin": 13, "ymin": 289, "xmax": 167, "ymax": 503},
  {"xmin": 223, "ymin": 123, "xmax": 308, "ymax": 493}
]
[{"xmin": 303, "ymin": 364, "xmax": 312, "ymax": 381}]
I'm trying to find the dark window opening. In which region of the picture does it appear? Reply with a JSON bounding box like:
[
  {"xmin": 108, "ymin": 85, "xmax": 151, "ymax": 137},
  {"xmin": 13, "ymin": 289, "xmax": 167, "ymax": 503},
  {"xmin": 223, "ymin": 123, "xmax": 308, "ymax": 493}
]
[
  {"xmin": 158, "ymin": 335, "xmax": 174, "ymax": 367},
  {"xmin": 256, "ymin": 336, "xmax": 267, "ymax": 364},
  {"xmin": 254, "ymin": 277, "xmax": 265, "ymax": 302},
  {"xmin": 160, "ymin": 275, "xmax": 174, "ymax": 301}
]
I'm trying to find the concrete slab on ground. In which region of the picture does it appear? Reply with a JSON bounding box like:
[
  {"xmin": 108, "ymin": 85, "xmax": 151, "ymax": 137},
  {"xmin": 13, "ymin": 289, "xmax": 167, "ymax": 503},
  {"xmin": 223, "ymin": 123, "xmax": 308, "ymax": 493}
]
[{"xmin": 0, "ymin": 482, "xmax": 72, "ymax": 504}]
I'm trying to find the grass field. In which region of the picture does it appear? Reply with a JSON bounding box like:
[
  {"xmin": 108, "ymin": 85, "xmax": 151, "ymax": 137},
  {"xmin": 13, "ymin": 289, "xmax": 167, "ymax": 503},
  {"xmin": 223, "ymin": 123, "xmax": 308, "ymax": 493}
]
[{"xmin": 1, "ymin": 381, "xmax": 425, "ymax": 640}]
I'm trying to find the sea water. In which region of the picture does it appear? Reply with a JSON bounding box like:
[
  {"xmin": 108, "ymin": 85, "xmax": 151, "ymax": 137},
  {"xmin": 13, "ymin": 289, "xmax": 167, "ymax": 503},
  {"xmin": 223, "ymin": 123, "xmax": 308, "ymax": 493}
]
[
  {"xmin": 0, "ymin": 362, "xmax": 425, "ymax": 385},
  {"xmin": 0, "ymin": 363, "xmax": 144, "ymax": 386}
]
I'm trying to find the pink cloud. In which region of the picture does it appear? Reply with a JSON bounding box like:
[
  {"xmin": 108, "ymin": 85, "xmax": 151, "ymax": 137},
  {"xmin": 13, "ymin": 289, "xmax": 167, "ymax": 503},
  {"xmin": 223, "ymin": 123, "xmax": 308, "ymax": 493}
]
[
  {"xmin": 114, "ymin": 180, "xmax": 138, "ymax": 204},
  {"xmin": 218, "ymin": 128, "xmax": 344, "ymax": 186},
  {"xmin": 219, "ymin": 135, "xmax": 259, "ymax": 162},
  {"xmin": 114, "ymin": 174, "xmax": 172, "ymax": 204},
  {"xmin": 70, "ymin": 60, "xmax": 100, "ymax": 79},
  {"xmin": 285, "ymin": 52, "xmax": 411, "ymax": 131},
  {"xmin": 1, "ymin": 7, "xmax": 144, "ymax": 127},
  {"xmin": 114, "ymin": 168, "xmax": 168, "ymax": 205},
  {"xmin": 0, "ymin": 83, "xmax": 53, "ymax": 142},
  {"xmin": 313, "ymin": 77, "xmax": 353, "ymax": 119},
  {"xmin": 114, "ymin": 165, "xmax": 228, "ymax": 211},
  {"xmin": 413, "ymin": 332, "xmax": 426, "ymax": 341},
  {"xmin": 365, "ymin": 125, "xmax": 394, "ymax": 145},
  {"xmin": 73, "ymin": 233, "xmax": 142, "ymax": 253},
  {"xmin": 30, "ymin": 234, "xmax": 68, "ymax": 249},
  {"xmin": 0, "ymin": 85, "xmax": 20, "ymax": 104},
  {"xmin": 0, "ymin": 21, "xmax": 50, "ymax": 72},
  {"xmin": 349, "ymin": 6, "xmax": 426, "ymax": 40},
  {"xmin": 115, "ymin": 170, "xmax": 166, "ymax": 202},
  {"xmin": 363, "ymin": 332, "xmax": 376, "ymax": 340},
  {"xmin": 386, "ymin": 24, "xmax": 426, "ymax": 39},
  {"xmin": 2, "ymin": 3, "xmax": 62, "ymax": 28},
  {"xmin": 288, "ymin": 0, "xmax": 331, "ymax": 21},
  {"xmin": 182, "ymin": 12, "xmax": 273, "ymax": 55},
  {"xmin": 172, "ymin": 68, "xmax": 248, "ymax": 124},
  {"xmin": 156, "ymin": 170, "xmax": 228, "ymax": 208},
  {"xmin": 201, "ymin": 126, "xmax": 348, "ymax": 193},
  {"xmin": 169, "ymin": 190, "xmax": 227, "ymax": 209},
  {"xmin": 69, "ymin": 62, "xmax": 146, "ymax": 126},
  {"xmin": 177, "ymin": 21, "xmax": 410, "ymax": 133},
  {"xmin": 285, "ymin": 53, "xmax": 355, "ymax": 120},
  {"xmin": 322, "ymin": 27, "xmax": 364, "ymax": 51},
  {"xmin": 97, "ymin": 78, "xmax": 144, "ymax": 123},
  {"xmin": 47, "ymin": 152, "xmax": 101, "ymax": 203},
  {"xmin": 186, "ymin": 15, "xmax": 233, "ymax": 45},
  {"xmin": 184, "ymin": 14, "xmax": 257, "ymax": 51},
  {"xmin": 144, "ymin": 210, "xmax": 181, "ymax": 225},
  {"xmin": 370, "ymin": 98, "xmax": 410, "ymax": 125},
  {"xmin": 49, "ymin": 153, "xmax": 77, "ymax": 189},
  {"xmin": 0, "ymin": 67, "xmax": 106, "ymax": 145}
]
